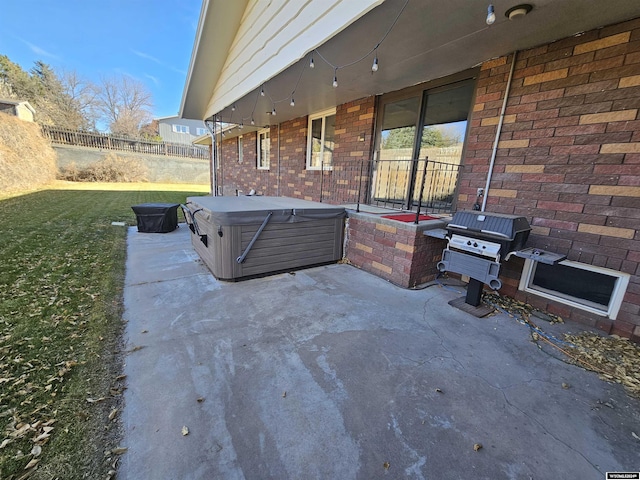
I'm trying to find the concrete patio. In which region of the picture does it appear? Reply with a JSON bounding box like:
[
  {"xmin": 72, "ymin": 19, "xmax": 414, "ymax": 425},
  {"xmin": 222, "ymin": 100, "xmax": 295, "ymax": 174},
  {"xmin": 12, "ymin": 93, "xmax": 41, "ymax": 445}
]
[{"xmin": 119, "ymin": 225, "xmax": 640, "ymax": 479}]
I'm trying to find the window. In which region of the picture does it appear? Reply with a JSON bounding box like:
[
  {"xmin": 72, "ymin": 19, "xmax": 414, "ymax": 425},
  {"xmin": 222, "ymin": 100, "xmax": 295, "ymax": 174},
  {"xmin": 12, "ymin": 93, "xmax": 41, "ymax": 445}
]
[
  {"xmin": 238, "ymin": 135, "xmax": 243, "ymax": 164},
  {"xmin": 519, "ymin": 259, "xmax": 630, "ymax": 319},
  {"xmin": 196, "ymin": 127, "xmax": 207, "ymax": 135},
  {"xmin": 307, "ymin": 108, "xmax": 336, "ymax": 169},
  {"xmin": 172, "ymin": 124, "xmax": 189, "ymax": 134},
  {"xmin": 257, "ymin": 128, "xmax": 270, "ymax": 169}
]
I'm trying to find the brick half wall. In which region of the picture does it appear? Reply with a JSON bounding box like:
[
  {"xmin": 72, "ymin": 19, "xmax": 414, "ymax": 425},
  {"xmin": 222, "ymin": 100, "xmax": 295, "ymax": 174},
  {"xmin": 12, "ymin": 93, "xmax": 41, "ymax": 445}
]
[{"xmin": 346, "ymin": 213, "xmax": 447, "ymax": 288}]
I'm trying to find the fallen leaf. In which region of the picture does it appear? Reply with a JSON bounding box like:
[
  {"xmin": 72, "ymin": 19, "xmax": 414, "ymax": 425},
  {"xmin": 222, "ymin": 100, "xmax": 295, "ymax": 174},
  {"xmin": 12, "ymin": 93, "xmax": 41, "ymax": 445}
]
[
  {"xmin": 383, "ymin": 461, "xmax": 390, "ymax": 470},
  {"xmin": 632, "ymin": 432, "xmax": 640, "ymax": 441},
  {"xmin": 141, "ymin": 330, "xmax": 148, "ymax": 334},
  {"xmin": 111, "ymin": 447, "xmax": 128, "ymax": 455},
  {"xmin": 24, "ymin": 458, "xmax": 39, "ymax": 469},
  {"xmin": 562, "ymin": 383, "xmax": 570, "ymax": 389},
  {"xmin": 435, "ymin": 388, "xmax": 443, "ymax": 393},
  {"xmin": 30, "ymin": 445, "xmax": 42, "ymax": 457},
  {"xmin": 282, "ymin": 391, "xmax": 287, "ymax": 398},
  {"xmin": 473, "ymin": 443, "xmax": 483, "ymax": 451},
  {"xmin": 1, "ymin": 438, "xmax": 11, "ymax": 449},
  {"xmin": 115, "ymin": 374, "xmax": 127, "ymax": 381},
  {"xmin": 86, "ymin": 397, "xmax": 107, "ymax": 404},
  {"xmin": 196, "ymin": 397, "xmax": 205, "ymax": 403},
  {"xmin": 108, "ymin": 408, "xmax": 118, "ymax": 421},
  {"xmin": 182, "ymin": 426, "xmax": 189, "ymax": 436}
]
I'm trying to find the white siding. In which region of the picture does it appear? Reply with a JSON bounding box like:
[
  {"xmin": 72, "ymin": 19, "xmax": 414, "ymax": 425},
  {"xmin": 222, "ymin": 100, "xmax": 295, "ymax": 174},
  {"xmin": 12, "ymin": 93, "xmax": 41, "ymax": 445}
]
[{"xmin": 204, "ymin": 0, "xmax": 382, "ymax": 119}]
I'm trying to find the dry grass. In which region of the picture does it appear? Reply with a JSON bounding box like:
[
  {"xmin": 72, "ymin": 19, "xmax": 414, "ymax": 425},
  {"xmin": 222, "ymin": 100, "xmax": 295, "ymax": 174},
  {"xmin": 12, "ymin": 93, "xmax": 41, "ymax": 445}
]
[
  {"xmin": 0, "ymin": 113, "xmax": 57, "ymax": 194},
  {"xmin": 58, "ymin": 152, "xmax": 149, "ymax": 183}
]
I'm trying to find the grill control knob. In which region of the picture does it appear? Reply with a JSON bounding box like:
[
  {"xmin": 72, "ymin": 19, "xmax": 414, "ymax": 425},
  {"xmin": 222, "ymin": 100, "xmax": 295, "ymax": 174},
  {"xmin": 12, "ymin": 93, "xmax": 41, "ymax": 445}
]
[
  {"xmin": 473, "ymin": 242, "xmax": 478, "ymax": 247},
  {"xmin": 467, "ymin": 241, "xmax": 472, "ymax": 245}
]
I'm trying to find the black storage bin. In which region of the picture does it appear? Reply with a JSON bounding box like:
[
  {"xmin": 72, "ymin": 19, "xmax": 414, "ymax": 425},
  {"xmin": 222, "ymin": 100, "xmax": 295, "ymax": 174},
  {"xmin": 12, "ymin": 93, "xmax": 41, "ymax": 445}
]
[{"xmin": 131, "ymin": 203, "xmax": 179, "ymax": 233}]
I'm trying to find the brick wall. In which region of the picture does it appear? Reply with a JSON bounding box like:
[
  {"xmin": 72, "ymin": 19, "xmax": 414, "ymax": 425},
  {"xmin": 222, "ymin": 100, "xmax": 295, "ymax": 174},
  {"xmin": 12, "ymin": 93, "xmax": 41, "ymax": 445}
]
[
  {"xmin": 217, "ymin": 97, "xmax": 376, "ymax": 203},
  {"xmin": 346, "ymin": 214, "xmax": 446, "ymax": 288},
  {"xmin": 459, "ymin": 17, "xmax": 640, "ymax": 339}
]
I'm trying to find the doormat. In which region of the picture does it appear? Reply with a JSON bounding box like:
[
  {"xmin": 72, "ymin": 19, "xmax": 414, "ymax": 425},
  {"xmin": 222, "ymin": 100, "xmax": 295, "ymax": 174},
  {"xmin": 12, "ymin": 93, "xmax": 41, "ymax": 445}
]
[{"xmin": 381, "ymin": 213, "xmax": 438, "ymax": 222}]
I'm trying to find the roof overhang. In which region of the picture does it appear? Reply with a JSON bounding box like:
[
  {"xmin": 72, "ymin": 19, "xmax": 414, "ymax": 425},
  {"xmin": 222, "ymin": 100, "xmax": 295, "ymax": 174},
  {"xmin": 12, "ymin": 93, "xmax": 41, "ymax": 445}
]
[{"xmin": 182, "ymin": 0, "xmax": 640, "ymax": 132}]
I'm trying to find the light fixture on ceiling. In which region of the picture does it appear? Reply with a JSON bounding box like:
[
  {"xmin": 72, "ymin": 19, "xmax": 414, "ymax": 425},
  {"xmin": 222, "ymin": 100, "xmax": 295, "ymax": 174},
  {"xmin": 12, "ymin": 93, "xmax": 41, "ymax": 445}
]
[
  {"xmin": 486, "ymin": 4, "xmax": 496, "ymax": 25},
  {"xmin": 505, "ymin": 4, "xmax": 533, "ymax": 19}
]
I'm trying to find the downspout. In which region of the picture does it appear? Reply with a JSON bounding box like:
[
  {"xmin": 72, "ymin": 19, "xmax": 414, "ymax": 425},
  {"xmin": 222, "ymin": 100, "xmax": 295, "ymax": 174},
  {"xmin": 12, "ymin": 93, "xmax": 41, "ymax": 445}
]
[{"xmin": 481, "ymin": 51, "xmax": 518, "ymax": 212}]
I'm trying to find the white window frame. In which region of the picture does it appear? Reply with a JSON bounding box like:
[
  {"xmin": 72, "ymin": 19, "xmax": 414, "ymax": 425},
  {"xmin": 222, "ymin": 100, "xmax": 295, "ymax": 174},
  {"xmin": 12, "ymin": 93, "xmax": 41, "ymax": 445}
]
[
  {"xmin": 196, "ymin": 127, "xmax": 207, "ymax": 135},
  {"xmin": 172, "ymin": 124, "xmax": 189, "ymax": 134},
  {"xmin": 519, "ymin": 259, "xmax": 630, "ymax": 319},
  {"xmin": 306, "ymin": 108, "xmax": 336, "ymax": 170},
  {"xmin": 257, "ymin": 128, "xmax": 270, "ymax": 170}
]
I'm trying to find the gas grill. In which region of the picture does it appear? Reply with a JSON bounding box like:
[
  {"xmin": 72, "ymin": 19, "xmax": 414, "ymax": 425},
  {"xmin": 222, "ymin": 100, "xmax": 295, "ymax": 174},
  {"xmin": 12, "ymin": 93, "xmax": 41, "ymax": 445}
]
[{"xmin": 425, "ymin": 210, "xmax": 565, "ymax": 309}]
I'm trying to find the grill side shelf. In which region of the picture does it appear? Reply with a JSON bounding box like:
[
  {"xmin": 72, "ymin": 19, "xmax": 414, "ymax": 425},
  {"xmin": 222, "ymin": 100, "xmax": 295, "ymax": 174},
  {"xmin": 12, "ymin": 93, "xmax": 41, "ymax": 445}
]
[{"xmin": 508, "ymin": 247, "xmax": 567, "ymax": 265}]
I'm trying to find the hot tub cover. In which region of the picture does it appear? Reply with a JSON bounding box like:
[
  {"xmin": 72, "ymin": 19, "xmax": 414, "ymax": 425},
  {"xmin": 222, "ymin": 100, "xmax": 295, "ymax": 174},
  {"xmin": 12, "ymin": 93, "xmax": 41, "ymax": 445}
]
[{"xmin": 186, "ymin": 196, "xmax": 345, "ymax": 226}]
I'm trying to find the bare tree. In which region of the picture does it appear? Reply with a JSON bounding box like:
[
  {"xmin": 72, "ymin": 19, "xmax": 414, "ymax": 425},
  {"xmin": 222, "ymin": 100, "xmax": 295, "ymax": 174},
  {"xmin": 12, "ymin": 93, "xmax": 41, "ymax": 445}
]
[
  {"xmin": 95, "ymin": 75, "xmax": 153, "ymax": 136},
  {"xmin": 59, "ymin": 69, "xmax": 99, "ymax": 130}
]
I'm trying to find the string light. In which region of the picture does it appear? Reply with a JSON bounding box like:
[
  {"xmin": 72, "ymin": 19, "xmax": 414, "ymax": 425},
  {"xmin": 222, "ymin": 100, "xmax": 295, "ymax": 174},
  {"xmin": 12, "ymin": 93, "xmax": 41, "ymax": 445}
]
[
  {"xmin": 486, "ymin": 4, "xmax": 496, "ymax": 25},
  {"xmin": 215, "ymin": 0, "xmax": 408, "ymax": 126}
]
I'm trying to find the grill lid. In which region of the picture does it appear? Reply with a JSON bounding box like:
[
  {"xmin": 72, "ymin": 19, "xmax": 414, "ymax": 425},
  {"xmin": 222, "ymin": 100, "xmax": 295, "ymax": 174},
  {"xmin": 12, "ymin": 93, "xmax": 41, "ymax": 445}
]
[{"xmin": 447, "ymin": 211, "xmax": 531, "ymax": 241}]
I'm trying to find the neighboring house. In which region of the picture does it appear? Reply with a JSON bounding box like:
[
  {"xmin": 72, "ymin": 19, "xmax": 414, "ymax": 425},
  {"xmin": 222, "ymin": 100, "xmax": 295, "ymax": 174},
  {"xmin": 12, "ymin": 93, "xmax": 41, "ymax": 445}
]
[
  {"xmin": 0, "ymin": 99, "xmax": 35, "ymax": 122},
  {"xmin": 180, "ymin": 1, "xmax": 640, "ymax": 342},
  {"xmin": 156, "ymin": 115, "xmax": 207, "ymax": 144}
]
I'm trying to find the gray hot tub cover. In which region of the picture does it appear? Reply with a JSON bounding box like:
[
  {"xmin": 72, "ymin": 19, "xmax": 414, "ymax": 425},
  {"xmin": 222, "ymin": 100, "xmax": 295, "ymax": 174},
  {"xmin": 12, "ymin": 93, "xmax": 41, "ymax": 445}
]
[{"xmin": 186, "ymin": 196, "xmax": 346, "ymax": 226}]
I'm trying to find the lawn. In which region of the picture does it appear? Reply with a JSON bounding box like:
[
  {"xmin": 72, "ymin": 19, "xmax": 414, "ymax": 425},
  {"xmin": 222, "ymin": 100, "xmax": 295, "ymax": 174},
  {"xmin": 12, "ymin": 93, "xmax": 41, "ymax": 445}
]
[{"xmin": 0, "ymin": 187, "xmax": 205, "ymax": 479}]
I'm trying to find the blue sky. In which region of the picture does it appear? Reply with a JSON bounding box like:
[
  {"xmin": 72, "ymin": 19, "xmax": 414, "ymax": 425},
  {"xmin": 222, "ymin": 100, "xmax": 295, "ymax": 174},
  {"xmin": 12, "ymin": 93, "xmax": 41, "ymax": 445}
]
[{"xmin": 0, "ymin": 0, "xmax": 202, "ymax": 119}]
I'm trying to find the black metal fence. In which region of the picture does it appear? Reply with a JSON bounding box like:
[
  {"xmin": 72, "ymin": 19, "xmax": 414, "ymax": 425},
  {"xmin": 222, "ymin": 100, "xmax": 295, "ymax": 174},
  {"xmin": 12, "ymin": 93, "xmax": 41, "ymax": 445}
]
[{"xmin": 318, "ymin": 158, "xmax": 461, "ymax": 215}]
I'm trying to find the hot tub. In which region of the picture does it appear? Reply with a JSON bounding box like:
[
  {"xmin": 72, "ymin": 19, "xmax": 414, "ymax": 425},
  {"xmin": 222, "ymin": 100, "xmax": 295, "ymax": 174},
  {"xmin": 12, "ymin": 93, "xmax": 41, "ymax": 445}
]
[{"xmin": 184, "ymin": 196, "xmax": 346, "ymax": 280}]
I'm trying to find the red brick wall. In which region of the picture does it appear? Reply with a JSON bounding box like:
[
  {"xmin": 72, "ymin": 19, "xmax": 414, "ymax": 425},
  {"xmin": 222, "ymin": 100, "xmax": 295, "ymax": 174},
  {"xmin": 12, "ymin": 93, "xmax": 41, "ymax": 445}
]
[
  {"xmin": 217, "ymin": 97, "xmax": 376, "ymax": 203},
  {"xmin": 460, "ymin": 18, "xmax": 640, "ymax": 339},
  {"xmin": 346, "ymin": 215, "xmax": 446, "ymax": 288}
]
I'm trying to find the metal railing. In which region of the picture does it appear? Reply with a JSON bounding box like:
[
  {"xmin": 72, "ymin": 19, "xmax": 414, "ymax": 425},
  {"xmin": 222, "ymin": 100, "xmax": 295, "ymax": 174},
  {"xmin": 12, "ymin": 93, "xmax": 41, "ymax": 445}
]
[
  {"xmin": 318, "ymin": 158, "xmax": 461, "ymax": 215},
  {"xmin": 41, "ymin": 126, "xmax": 209, "ymax": 160}
]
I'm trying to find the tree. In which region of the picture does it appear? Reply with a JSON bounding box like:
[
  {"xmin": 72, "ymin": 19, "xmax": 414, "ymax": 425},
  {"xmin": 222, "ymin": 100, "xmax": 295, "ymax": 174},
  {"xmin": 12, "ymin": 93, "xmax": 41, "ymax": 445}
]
[
  {"xmin": 0, "ymin": 55, "xmax": 41, "ymax": 102},
  {"xmin": 0, "ymin": 56, "xmax": 96, "ymax": 129},
  {"xmin": 382, "ymin": 125, "xmax": 459, "ymax": 150},
  {"xmin": 59, "ymin": 69, "xmax": 100, "ymax": 130},
  {"xmin": 95, "ymin": 75, "xmax": 153, "ymax": 136}
]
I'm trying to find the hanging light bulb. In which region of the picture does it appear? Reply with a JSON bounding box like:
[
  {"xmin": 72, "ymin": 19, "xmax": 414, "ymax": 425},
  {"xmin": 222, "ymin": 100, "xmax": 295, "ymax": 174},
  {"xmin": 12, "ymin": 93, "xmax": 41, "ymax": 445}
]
[
  {"xmin": 332, "ymin": 69, "xmax": 338, "ymax": 88},
  {"xmin": 272, "ymin": 107, "xmax": 276, "ymax": 116},
  {"xmin": 239, "ymin": 122, "xmax": 244, "ymax": 129},
  {"xmin": 371, "ymin": 54, "xmax": 379, "ymax": 72},
  {"xmin": 486, "ymin": 4, "xmax": 496, "ymax": 25},
  {"xmin": 260, "ymin": 86, "xmax": 265, "ymax": 96},
  {"xmin": 309, "ymin": 56, "xmax": 315, "ymax": 69},
  {"xmin": 251, "ymin": 118, "xmax": 255, "ymax": 126},
  {"xmin": 290, "ymin": 98, "xmax": 295, "ymax": 107},
  {"xmin": 231, "ymin": 104, "xmax": 236, "ymax": 112}
]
